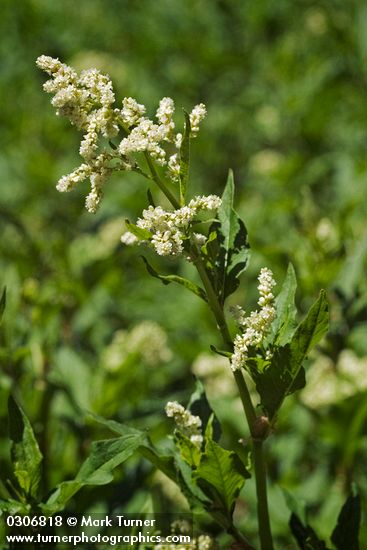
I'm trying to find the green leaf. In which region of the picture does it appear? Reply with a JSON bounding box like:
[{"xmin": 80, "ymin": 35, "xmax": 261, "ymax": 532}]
[
  {"xmin": 179, "ymin": 110, "xmax": 191, "ymax": 205},
  {"xmin": 0, "ymin": 287, "xmax": 6, "ymax": 323},
  {"xmin": 251, "ymin": 290, "xmax": 329, "ymax": 419},
  {"xmin": 291, "ymin": 290, "xmax": 329, "ymax": 365},
  {"xmin": 272, "ymin": 264, "xmax": 298, "ymax": 345},
  {"xmin": 289, "ymin": 513, "xmax": 330, "ymax": 550},
  {"xmin": 87, "ymin": 412, "xmax": 177, "ymax": 481},
  {"xmin": 331, "ymin": 492, "xmax": 361, "ymax": 550},
  {"xmin": 8, "ymin": 396, "xmax": 43, "ymax": 499},
  {"xmin": 42, "ymin": 426, "xmax": 146, "ymax": 514},
  {"xmin": 194, "ymin": 439, "xmax": 247, "ymax": 520},
  {"xmin": 174, "ymin": 453, "xmax": 209, "ymax": 507},
  {"xmin": 141, "ymin": 256, "xmax": 207, "ymax": 302},
  {"xmin": 216, "ymin": 170, "xmax": 250, "ymax": 302},
  {"xmin": 125, "ymin": 219, "xmax": 152, "ymax": 240}
]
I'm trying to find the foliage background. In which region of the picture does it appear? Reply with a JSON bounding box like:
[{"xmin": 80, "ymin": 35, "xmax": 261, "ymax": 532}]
[{"xmin": 1, "ymin": 0, "xmax": 367, "ymax": 547}]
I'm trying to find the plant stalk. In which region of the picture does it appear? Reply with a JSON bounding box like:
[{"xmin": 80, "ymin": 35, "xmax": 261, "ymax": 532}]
[{"xmin": 253, "ymin": 440, "xmax": 274, "ymax": 550}]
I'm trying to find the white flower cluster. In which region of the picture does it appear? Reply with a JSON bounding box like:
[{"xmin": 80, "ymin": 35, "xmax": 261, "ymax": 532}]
[
  {"xmin": 189, "ymin": 103, "xmax": 207, "ymax": 135},
  {"xmin": 120, "ymin": 97, "xmax": 146, "ymax": 128},
  {"xmin": 119, "ymin": 96, "xmax": 205, "ymax": 171},
  {"xmin": 38, "ymin": 55, "xmax": 208, "ymax": 210},
  {"xmin": 230, "ymin": 268, "xmax": 276, "ymax": 372},
  {"xmin": 165, "ymin": 401, "xmax": 203, "ymax": 448},
  {"xmin": 37, "ymin": 55, "xmax": 125, "ymax": 212},
  {"xmin": 121, "ymin": 195, "xmax": 221, "ymax": 257}
]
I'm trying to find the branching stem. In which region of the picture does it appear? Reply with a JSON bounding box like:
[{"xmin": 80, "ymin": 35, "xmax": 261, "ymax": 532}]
[{"xmin": 144, "ymin": 152, "xmax": 180, "ymax": 209}]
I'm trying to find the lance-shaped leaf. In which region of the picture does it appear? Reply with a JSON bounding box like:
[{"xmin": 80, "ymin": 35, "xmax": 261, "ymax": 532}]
[
  {"xmin": 8, "ymin": 396, "xmax": 43, "ymax": 500},
  {"xmin": 41, "ymin": 425, "xmax": 146, "ymax": 514},
  {"xmin": 272, "ymin": 263, "xmax": 298, "ymax": 345},
  {"xmin": 87, "ymin": 412, "xmax": 177, "ymax": 482},
  {"xmin": 216, "ymin": 170, "xmax": 250, "ymax": 302},
  {"xmin": 188, "ymin": 379, "xmax": 221, "ymax": 442},
  {"xmin": 251, "ymin": 290, "xmax": 329, "ymax": 419},
  {"xmin": 142, "ymin": 256, "xmax": 207, "ymax": 302},
  {"xmin": 194, "ymin": 439, "xmax": 248, "ymax": 521},
  {"xmin": 290, "ymin": 514, "xmax": 330, "ymax": 550},
  {"xmin": 331, "ymin": 492, "xmax": 361, "ymax": 550},
  {"xmin": 179, "ymin": 110, "xmax": 191, "ymax": 205}
]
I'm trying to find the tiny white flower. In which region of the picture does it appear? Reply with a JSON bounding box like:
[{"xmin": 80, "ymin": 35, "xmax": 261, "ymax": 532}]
[
  {"xmin": 189, "ymin": 103, "xmax": 207, "ymax": 135},
  {"xmin": 230, "ymin": 268, "xmax": 276, "ymax": 371},
  {"xmin": 165, "ymin": 401, "xmax": 203, "ymax": 448}
]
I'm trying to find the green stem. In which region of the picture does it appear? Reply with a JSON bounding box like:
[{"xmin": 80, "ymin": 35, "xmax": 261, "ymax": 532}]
[
  {"xmin": 144, "ymin": 152, "xmax": 180, "ymax": 209},
  {"xmin": 192, "ymin": 247, "xmax": 274, "ymax": 550},
  {"xmin": 253, "ymin": 441, "xmax": 274, "ymax": 550}
]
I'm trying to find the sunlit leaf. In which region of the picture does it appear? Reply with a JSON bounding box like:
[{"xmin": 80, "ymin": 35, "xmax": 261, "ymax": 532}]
[
  {"xmin": 194, "ymin": 439, "xmax": 247, "ymax": 520},
  {"xmin": 8, "ymin": 396, "xmax": 43, "ymax": 499}
]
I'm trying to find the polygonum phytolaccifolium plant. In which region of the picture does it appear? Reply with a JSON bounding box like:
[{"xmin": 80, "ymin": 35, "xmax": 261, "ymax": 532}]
[{"xmin": 34, "ymin": 56, "xmax": 332, "ymax": 550}]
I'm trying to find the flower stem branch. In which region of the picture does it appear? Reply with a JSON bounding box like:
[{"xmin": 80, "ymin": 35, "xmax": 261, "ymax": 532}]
[{"xmin": 144, "ymin": 152, "xmax": 180, "ymax": 209}]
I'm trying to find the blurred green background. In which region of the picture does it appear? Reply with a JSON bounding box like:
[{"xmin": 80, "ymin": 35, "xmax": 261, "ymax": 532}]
[{"xmin": 1, "ymin": 0, "xmax": 367, "ymax": 547}]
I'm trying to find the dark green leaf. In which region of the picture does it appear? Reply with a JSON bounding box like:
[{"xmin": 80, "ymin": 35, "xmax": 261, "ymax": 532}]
[
  {"xmin": 188, "ymin": 379, "xmax": 221, "ymax": 441},
  {"xmin": 216, "ymin": 170, "xmax": 250, "ymax": 302},
  {"xmin": 291, "ymin": 290, "xmax": 329, "ymax": 365},
  {"xmin": 141, "ymin": 256, "xmax": 207, "ymax": 302},
  {"xmin": 251, "ymin": 291, "xmax": 329, "ymax": 419},
  {"xmin": 194, "ymin": 439, "xmax": 247, "ymax": 520},
  {"xmin": 331, "ymin": 492, "xmax": 361, "ymax": 550},
  {"xmin": 125, "ymin": 219, "xmax": 152, "ymax": 240},
  {"xmin": 272, "ymin": 264, "xmax": 298, "ymax": 345},
  {"xmin": 290, "ymin": 513, "xmax": 330, "ymax": 550},
  {"xmin": 8, "ymin": 396, "xmax": 43, "ymax": 499},
  {"xmin": 179, "ymin": 110, "xmax": 191, "ymax": 205}
]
